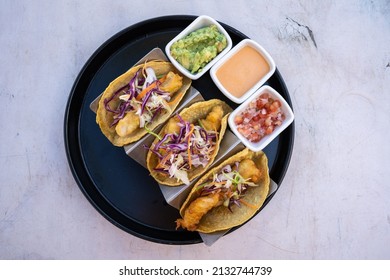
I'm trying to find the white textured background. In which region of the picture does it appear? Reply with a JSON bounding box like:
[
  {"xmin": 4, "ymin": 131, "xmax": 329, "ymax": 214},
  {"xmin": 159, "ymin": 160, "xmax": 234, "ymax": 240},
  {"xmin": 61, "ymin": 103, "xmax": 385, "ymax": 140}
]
[{"xmin": 1, "ymin": 0, "xmax": 389, "ymax": 259}]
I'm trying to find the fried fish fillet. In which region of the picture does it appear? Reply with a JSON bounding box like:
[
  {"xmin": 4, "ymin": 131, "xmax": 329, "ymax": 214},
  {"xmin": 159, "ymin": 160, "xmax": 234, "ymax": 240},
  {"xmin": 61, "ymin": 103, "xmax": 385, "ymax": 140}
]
[
  {"xmin": 238, "ymin": 159, "xmax": 262, "ymax": 183},
  {"xmin": 176, "ymin": 192, "xmax": 222, "ymax": 231},
  {"xmin": 115, "ymin": 111, "xmax": 140, "ymax": 137},
  {"xmin": 160, "ymin": 72, "xmax": 183, "ymax": 93},
  {"xmin": 200, "ymin": 105, "xmax": 224, "ymax": 131},
  {"xmin": 164, "ymin": 116, "xmax": 181, "ymax": 135}
]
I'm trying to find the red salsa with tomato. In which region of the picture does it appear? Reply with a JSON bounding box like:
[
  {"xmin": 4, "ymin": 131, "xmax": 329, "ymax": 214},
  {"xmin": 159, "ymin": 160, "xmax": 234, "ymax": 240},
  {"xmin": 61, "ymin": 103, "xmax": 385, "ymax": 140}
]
[{"xmin": 234, "ymin": 93, "xmax": 285, "ymax": 143}]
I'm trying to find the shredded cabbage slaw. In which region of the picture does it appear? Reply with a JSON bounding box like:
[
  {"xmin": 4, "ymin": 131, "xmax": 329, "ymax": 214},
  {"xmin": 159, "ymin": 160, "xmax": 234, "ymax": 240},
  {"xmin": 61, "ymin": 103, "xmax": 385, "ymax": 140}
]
[
  {"xmin": 197, "ymin": 163, "xmax": 257, "ymax": 211},
  {"xmin": 104, "ymin": 67, "xmax": 171, "ymax": 128},
  {"xmin": 146, "ymin": 115, "xmax": 218, "ymax": 185}
]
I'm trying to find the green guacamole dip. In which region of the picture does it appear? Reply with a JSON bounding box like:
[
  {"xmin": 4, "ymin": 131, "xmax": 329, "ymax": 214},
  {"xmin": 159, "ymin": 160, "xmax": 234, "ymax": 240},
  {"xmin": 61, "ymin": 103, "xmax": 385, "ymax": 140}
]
[{"xmin": 170, "ymin": 25, "xmax": 227, "ymax": 74}]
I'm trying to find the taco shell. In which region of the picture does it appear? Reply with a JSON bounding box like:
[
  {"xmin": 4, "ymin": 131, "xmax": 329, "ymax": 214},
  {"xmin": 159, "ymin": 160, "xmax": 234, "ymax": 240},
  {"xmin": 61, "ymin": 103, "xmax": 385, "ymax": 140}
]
[
  {"xmin": 179, "ymin": 148, "xmax": 270, "ymax": 233},
  {"xmin": 96, "ymin": 60, "xmax": 191, "ymax": 146},
  {"xmin": 146, "ymin": 99, "xmax": 232, "ymax": 186}
]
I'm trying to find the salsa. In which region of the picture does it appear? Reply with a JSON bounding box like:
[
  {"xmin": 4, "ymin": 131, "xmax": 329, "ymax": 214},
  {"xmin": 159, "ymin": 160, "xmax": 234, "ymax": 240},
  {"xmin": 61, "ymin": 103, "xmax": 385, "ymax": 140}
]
[
  {"xmin": 234, "ymin": 93, "xmax": 285, "ymax": 143},
  {"xmin": 170, "ymin": 25, "xmax": 227, "ymax": 74}
]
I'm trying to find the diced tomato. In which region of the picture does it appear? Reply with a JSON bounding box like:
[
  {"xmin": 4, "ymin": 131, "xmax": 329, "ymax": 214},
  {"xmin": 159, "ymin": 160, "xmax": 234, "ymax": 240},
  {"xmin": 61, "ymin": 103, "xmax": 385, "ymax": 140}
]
[
  {"xmin": 265, "ymin": 126, "xmax": 274, "ymax": 135},
  {"xmin": 269, "ymin": 100, "xmax": 281, "ymax": 112},
  {"xmin": 253, "ymin": 124, "xmax": 260, "ymax": 130},
  {"xmin": 274, "ymin": 120, "xmax": 282, "ymax": 126},
  {"xmin": 252, "ymin": 114, "xmax": 260, "ymax": 121},
  {"xmin": 250, "ymin": 133, "xmax": 261, "ymax": 142},
  {"xmin": 234, "ymin": 115, "xmax": 243, "ymax": 125},
  {"xmin": 264, "ymin": 117, "xmax": 272, "ymax": 126},
  {"xmin": 234, "ymin": 92, "xmax": 285, "ymax": 143}
]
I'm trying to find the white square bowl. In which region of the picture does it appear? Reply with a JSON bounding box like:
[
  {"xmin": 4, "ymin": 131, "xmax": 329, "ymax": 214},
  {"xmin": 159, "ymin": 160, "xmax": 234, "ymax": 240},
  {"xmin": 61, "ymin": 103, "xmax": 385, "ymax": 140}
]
[
  {"xmin": 228, "ymin": 85, "xmax": 294, "ymax": 152},
  {"xmin": 165, "ymin": 15, "xmax": 232, "ymax": 80},
  {"xmin": 210, "ymin": 39, "xmax": 276, "ymax": 104}
]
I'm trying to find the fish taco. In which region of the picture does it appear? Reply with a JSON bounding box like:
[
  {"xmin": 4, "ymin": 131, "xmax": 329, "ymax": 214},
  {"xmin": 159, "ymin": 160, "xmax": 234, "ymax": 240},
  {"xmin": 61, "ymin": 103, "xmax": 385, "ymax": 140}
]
[
  {"xmin": 96, "ymin": 60, "xmax": 191, "ymax": 146},
  {"xmin": 146, "ymin": 99, "xmax": 232, "ymax": 186},
  {"xmin": 176, "ymin": 148, "xmax": 270, "ymax": 233}
]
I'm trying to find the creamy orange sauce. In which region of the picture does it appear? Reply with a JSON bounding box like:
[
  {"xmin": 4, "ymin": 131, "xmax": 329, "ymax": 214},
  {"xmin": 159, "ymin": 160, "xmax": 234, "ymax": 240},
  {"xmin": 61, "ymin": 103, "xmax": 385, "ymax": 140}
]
[{"xmin": 216, "ymin": 46, "xmax": 270, "ymax": 98}]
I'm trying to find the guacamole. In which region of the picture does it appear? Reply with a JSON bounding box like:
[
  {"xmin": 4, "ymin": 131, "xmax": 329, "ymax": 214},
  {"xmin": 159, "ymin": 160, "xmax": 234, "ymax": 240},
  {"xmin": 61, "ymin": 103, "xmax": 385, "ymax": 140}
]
[{"xmin": 170, "ymin": 25, "xmax": 227, "ymax": 74}]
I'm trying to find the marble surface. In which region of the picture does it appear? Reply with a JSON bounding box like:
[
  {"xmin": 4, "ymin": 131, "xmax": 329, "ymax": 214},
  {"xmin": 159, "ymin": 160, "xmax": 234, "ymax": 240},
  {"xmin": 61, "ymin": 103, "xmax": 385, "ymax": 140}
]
[{"xmin": 1, "ymin": 0, "xmax": 389, "ymax": 260}]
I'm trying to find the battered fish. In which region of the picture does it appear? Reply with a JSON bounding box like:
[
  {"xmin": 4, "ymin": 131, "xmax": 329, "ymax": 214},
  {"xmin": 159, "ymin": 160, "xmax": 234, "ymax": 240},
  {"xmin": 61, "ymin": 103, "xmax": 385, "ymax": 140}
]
[
  {"xmin": 115, "ymin": 111, "xmax": 140, "ymax": 137},
  {"xmin": 160, "ymin": 72, "xmax": 183, "ymax": 93},
  {"xmin": 164, "ymin": 116, "xmax": 181, "ymax": 135},
  {"xmin": 200, "ymin": 105, "xmax": 224, "ymax": 131},
  {"xmin": 238, "ymin": 159, "xmax": 261, "ymax": 183},
  {"xmin": 176, "ymin": 192, "xmax": 222, "ymax": 231}
]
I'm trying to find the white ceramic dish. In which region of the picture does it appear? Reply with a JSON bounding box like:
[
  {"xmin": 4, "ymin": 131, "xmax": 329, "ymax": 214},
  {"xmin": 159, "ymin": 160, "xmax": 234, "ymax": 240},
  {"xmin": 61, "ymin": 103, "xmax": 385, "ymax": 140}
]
[
  {"xmin": 165, "ymin": 15, "xmax": 232, "ymax": 80},
  {"xmin": 210, "ymin": 39, "xmax": 276, "ymax": 104},
  {"xmin": 228, "ymin": 85, "xmax": 294, "ymax": 152}
]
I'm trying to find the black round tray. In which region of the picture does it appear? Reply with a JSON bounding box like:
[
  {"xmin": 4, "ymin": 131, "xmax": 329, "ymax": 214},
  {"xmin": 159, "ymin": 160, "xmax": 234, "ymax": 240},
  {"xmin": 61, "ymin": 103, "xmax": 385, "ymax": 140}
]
[{"xmin": 64, "ymin": 15, "xmax": 294, "ymax": 245}]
